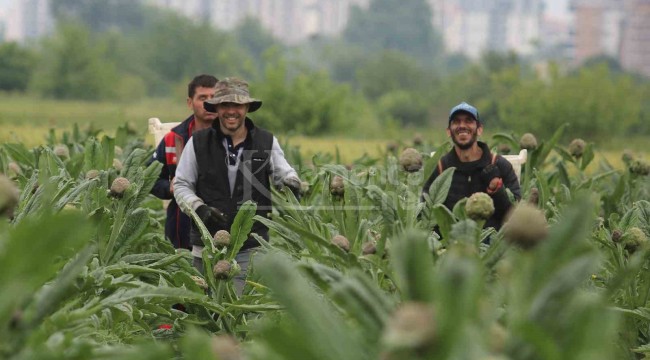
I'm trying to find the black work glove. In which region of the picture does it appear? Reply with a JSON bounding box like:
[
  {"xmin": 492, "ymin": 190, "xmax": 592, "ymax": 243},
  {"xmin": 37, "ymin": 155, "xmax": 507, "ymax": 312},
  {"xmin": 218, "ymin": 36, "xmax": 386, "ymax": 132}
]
[
  {"xmin": 480, "ymin": 164, "xmax": 503, "ymax": 194},
  {"xmin": 196, "ymin": 205, "xmax": 229, "ymax": 229},
  {"xmin": 283, "ymin": 176, "xmax": 302, "ymax": 201},
  {"xmin": 480, "ymin": 164, "xmax": 501, "ymax": 184}
]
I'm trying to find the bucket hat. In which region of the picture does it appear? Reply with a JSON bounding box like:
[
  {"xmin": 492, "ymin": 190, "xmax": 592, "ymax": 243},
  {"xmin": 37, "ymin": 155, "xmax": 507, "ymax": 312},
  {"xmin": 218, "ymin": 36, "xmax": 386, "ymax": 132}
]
[{"xmin": 204, "ymin": 77, "xmax": 262, "ymax": 113}]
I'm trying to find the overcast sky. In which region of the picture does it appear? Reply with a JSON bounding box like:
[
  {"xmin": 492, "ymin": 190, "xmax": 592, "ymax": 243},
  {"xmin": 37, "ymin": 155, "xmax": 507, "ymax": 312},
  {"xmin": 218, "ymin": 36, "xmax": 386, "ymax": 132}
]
[
  {"xmin": 546, "ymin": 0, "xmax": 570, "ymax": 19},
  {"xmin": 0, "ymin": 0, "xmax": 570, "ymax": 19}
]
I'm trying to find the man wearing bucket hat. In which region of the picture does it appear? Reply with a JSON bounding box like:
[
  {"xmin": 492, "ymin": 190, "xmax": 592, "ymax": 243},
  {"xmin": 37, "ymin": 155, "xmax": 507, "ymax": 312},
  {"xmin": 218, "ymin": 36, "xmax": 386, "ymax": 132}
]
[
  {"xmin": 173, "ymin": 77, "xmax": 301, "ymax": 294},
  {"xmin": 422, "ymin": 102, "xmax": 521, "ymax": 232}
]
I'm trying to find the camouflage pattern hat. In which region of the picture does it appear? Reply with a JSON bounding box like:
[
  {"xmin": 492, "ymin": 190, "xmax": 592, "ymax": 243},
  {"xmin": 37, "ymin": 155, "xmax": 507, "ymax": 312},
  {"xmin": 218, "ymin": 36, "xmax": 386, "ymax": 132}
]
[{"xmin": 204, "ymin": 77, "xmax": 263, "ymax": 113}]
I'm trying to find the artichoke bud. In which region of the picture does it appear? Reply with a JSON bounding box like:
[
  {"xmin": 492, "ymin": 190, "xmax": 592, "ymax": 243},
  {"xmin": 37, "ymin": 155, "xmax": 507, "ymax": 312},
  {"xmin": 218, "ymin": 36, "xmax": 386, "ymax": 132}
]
[
  {"xmin": 367, "ymin": 229, "xmax": 381, "ymax": 242},
  {"xmin": 623, "ymin": 227, "xmax": 648, "ymax": 253},
  {"xmin": 53, "ymin": 144, "xmax": 70, "ymax": 159},
  {"xmin": 190, "ymin": 275, "xmax": 209, "ymax": 290},
  {"xmin": 503, "ymin": 202, "xmax": 548, "ymax": 250},
  {"xmin": 488, "ymin": 323, "xmax": 508, "ymax": 354},
  {"xmin": 399, "ymin": 148, "xmax": 423, "ymax": 172},
  {"xmin": 0, "ymin": 174, "xmax": 20, "ymax": 219},
  {"xmin": 213, "ymin": 230, "xmax": 231, "ymax": 248},
  {"xmin": 109, "ymin": 177, "xmax": 131, "ymax": 198},
  {"xmin": 497, "ymin": 143, "xmax": 511, "ymax": 154},
  {"xmin": 519, "ymin": 133, "xmax": 538, "ymax": 150},
  {"xmin": 382, "ymin": 302, "xmax": 437, "ymax": 351},
  {"xmin": 621, "ymin": 150, "xmax": 634, "ymax": 165},
  {"xmin": 629, "ymin": 159, "xmax": 650, "ymax": 176},
  {"xmin": 386, "ymin": 142, "xmax": 398, "ymax": 153},
  {"xmin": 568, "ymin": 138, "xmax": 586, "ymax": 158},
  {"xmin": 8, "ymin": 162, "xmax": 22, "ymax": 177},
  {"xmin": 330, "ymin": 175, "xmax": 345, "ymax": 197},
  {"xmin": 332, "ymin": 234, "xmax": 350, "ymax": 252},
  {"xmin": 465, "ymin": 192, "xmax": 495, "ymax": 221},
  {"xmin": 210, "ymin": 334, "xmax": 243, "ymax": 360},
  {"xmin": 413, "ymin": 133, "xmax": 423, "ymax": 146},
  {"xmin": 126, "ymin": 121, "xmax": 138, "ymax": 135},
  {"xmin": 362, "ymin": 241, "xmax": 377, "ymax": 255},
  {"xmin": 112, "ymin": 158, "xmax": 123, "ymax": 171},
  {"xmin": 213, "ymin": 260, "xmax": 232, "ymax": 280},
  {"xmin": 85, "ymin": 169, "xmax": 100, "ymax": 180}
]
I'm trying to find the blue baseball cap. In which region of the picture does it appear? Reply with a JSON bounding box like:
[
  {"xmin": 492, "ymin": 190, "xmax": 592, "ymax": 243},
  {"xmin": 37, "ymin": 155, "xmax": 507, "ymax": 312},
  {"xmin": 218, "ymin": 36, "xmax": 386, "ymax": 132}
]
[{"xmin": 449, "ymin": 102, "xmax": 480, "ymax": 124}]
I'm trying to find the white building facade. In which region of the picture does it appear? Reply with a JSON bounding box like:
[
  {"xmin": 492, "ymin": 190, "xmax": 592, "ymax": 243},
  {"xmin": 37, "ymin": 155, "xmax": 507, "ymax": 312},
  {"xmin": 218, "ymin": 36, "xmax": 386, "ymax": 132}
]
[{"xmin": 429, "ymin": 0, "xmax": 544, "ymax": 59}]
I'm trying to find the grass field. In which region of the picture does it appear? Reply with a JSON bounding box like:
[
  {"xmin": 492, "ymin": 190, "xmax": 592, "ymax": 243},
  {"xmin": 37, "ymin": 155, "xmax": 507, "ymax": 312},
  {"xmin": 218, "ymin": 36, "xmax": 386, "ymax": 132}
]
[
  {"xmin": 1, "ymin": 96, "xmax": 646, "ymax": 170},
  {"xmin": 0, "ymin": 95, "xmax": 189, "ymax": 145}
]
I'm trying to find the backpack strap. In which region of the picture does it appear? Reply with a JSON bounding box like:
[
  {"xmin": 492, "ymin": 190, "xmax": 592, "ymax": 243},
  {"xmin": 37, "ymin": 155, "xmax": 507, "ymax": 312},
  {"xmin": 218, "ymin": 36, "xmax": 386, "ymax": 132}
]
[
  {"xmin": 491, "ymin": 153, "xmax": 498, "ymax": 165},
  {"xmin": 437, "ymin": 159, "xmax": 444, "ymax": 174}
]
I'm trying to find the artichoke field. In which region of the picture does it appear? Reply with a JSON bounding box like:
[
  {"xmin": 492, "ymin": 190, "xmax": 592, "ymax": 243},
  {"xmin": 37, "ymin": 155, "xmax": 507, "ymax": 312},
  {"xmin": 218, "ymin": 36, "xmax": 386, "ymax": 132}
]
[{"xmin": 0, "ymin": 123, "xmax": 649, "ymax": 359}]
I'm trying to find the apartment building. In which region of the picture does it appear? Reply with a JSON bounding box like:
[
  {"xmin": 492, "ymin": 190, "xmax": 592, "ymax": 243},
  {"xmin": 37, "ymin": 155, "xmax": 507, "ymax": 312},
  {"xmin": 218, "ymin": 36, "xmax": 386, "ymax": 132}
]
[
  {"xmin": 2, "ymin": 0, "xmax": 52, "ymax": 42},
  {"xmin": 619, "ymin": 0, "xmax": 650, "ymax": 76},
  {"xmin": 429, "ymin": 0, "xmax": 544, "ymax": 59},
  {"xmin": 571, "ymin": 0, "xmax": 650, "ymax": 76}
]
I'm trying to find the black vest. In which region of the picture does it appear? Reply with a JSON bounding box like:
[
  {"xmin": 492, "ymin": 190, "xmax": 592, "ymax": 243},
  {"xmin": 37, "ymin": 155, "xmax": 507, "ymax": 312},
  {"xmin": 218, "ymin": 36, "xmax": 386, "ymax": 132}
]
[{"xmin": 190, "ymin": 119, "xmax": 273, "ymax": 249}]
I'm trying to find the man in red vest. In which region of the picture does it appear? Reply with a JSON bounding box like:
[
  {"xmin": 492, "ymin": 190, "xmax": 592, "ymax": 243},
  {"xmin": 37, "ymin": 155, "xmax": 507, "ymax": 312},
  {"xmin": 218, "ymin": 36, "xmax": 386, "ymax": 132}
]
[{"xmin": 149, "ymin": 74, "xmax": 218, "ymax": 249}]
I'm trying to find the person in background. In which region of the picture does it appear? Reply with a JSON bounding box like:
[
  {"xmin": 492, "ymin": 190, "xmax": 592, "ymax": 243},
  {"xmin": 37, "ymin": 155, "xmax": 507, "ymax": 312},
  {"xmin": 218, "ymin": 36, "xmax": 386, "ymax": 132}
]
[
  {"xmin": 173, "ymin": 77, "xmax": 301, "ymax": 294},
  {"xmin": 149, "ymin": 74, "xmax": 218, "ymax": 250},
  {"xmin": 422, "ymin": 102, "xmax": 521, "ymax": 231}
]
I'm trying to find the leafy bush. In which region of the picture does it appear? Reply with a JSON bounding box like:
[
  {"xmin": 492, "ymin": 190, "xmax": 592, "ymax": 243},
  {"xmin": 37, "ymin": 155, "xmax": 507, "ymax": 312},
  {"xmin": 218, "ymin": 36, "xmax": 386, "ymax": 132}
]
[{"xmin": 1, "ymin": 123, "xmax": 650, "ymax": 359}]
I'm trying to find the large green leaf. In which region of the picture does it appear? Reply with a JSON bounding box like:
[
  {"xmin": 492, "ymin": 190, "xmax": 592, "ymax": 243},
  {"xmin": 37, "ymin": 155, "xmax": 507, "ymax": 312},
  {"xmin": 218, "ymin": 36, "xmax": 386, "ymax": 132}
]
[
  {"xmin": 228, "ymin": 200, "xmax": 257, "ymax": 259},
  {"xmin": 391, "ymin": 229, "xmax": 436, "ymax": 302},
  {"xmin": 82, "ymin": 137, "xmax": 105, "ymax": 172},
  {"xmin": 255, "ymin": 251, "xmax": 369, "ymax": 360},
  {"xmin": 426, "ymin": 167, "xmax": 455, "ymax": 206},
  {"xmin": 0, "ymin": 212, "xmax": 92, "ymax": 331}
]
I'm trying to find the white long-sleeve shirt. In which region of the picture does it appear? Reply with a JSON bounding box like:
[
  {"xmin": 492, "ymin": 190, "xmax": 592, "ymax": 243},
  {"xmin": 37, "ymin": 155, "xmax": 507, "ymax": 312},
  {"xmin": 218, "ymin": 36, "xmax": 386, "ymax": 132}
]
[{"xmin": 173, "ymin": 135, "xmax": 299, "ymax": 213}]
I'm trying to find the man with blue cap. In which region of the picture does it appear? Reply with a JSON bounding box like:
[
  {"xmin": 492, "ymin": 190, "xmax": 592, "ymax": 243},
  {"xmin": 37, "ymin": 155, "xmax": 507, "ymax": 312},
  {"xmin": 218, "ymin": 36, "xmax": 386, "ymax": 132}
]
[{"xmin": 422, "ymin": 102, "xmax": 521, "ymax": 231}]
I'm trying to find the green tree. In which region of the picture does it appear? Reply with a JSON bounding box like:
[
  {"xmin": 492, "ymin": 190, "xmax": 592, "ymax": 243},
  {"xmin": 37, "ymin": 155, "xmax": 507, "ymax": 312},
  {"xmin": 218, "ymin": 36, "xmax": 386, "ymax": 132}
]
[
  {"xmin": 253, "ymin": 50, "xmax": 368, "ymax": 135},
  {"xmin": 376, "ymin": 90, "xmax": 431, "ymax": 127},
  {"xmin": 50, "ymin": 0, "xmax": 147, "ymax": 33},
  {"xmin": 0, "ymin": 42, "xmax": 35, "ymax": 91},
  {"xmin": 29, "ymin": 23, "xmax": 118, "ymax": 100},
  {"xmin": 355, "ymin": 50, "xmax": 435, "ymax": 100},
  {"xmin": 323, "ymin": 41, "xmax": 366, "ymax": 84},
  {"xmin": 232, "ymin": 16, "xmax": 281, "ymax": 77},
  {"xmin": 343, "ymin": 0, "xmax": 443, "ymax": 63},
  {"xmin": 481, "ymin": 50, "xmax": 520, "ymax": 74},
  {"xmin": 139, "ymin": 13, "xmax": 253, "ymax": 90},
  {"xmin": 498, "ymin": 64, "xmax": 644, "ymax": 139}
]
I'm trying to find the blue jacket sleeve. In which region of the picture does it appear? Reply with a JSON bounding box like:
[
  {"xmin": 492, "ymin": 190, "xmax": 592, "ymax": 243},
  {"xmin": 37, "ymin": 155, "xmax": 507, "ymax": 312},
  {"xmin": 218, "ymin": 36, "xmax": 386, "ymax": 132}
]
[{"xmin": 149, "ymin": 138, "xmax": 173, "ymax": 199}]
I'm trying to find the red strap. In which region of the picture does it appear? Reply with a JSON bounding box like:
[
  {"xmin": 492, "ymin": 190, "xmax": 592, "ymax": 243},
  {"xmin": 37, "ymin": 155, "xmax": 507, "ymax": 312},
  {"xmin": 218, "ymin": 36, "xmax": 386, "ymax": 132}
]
[{"xmin": 188, "ymin": 117, "xmax": 195, "ymax": 136}]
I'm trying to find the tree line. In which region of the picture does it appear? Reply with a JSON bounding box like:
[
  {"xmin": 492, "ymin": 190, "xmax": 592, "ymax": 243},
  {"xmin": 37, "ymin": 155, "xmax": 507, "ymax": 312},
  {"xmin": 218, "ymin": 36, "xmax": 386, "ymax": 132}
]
[{"xmin": 0, "ymin": 0, "xmax": 648, "ymax": 139}]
